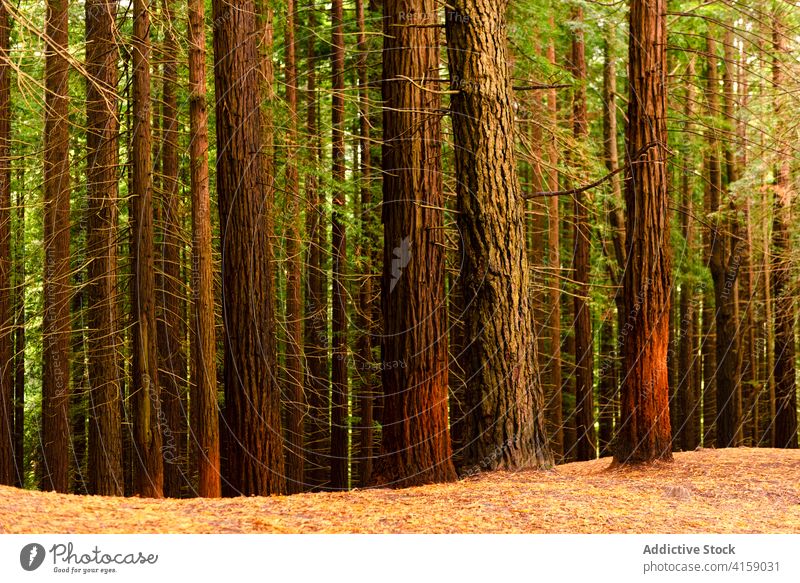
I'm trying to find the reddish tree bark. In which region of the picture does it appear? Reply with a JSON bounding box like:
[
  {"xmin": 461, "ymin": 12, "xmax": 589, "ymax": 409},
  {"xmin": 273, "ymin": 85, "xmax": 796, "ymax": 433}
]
[
  {"xmin": 188, "ymin": 0, "xmax": 220, "ymax": 497},
  {"xmin": 212, "ymin": 0, "xmax": 285, "ymax": 495},
  {"xmin": 614, "ymin": 0, "xmax": 673, "ymax": 464},
  {"xmin": 372, "ymin": 0, "xmax": 457, "ymax": 487},
  {"xmin": 85, "ymin": 0, "xmax": 125, "ymax": 497},
  {"xmin": 41, "ymin": 0, "xmax": 72, "ymax": 493},
  {"xmin": 283, "ymin": 0, "xmax": 305, "ymax": 494}
]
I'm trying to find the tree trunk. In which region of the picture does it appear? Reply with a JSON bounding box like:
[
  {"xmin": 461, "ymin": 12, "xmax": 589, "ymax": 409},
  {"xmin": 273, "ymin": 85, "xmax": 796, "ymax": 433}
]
[
  {"xmin": 41, "ymin": 0, "xmax": 72, "ymax": 493},
  {"xmin": 85, "ymin": 0, "xmax": 124, "ymax": 497},
  {"xmin": 329, "ymin": 0, "xmax": 348, "ymax": 491},
  {"xmin": 569, "ymin": 6, "xmax": 595, "ymax": 462},
  {"xmin": 601, "ymin": 23, "xmax": 625, "ymax": 457},
  {"xmin": 614, "ymin": 0, "xmax": 673, "ymax": 464},
  {"xmin": 705, "ymin": 34, "xmax": 741, "ymax": 448},
  {"xmin": 355, "ymin": 0, "xmax": 377, "ymax": 487},
  {"xmin": 446, "ymin": 0, "xmax": 552, "ymax": 471},
  {"xmin": 545, "ymin": 23, "xmax": 563, "ymax": 460},
  {"xmin": 598, "ymin": 314, "xmax": 615, "ymax": 457},
  {"xmin": 302, "ymin": 0, "xmax": 329, "ymax": 490},
  {"xmin": 372, "ymin": 0, "xmax": 457, "ymax": 487},
  {"xmin": 678, "ymin": 60, "xmax": 699, "ymax": 451},
  {"xmin": 771, "ymin": 17, "xmax": 798, "ymax": 448},
  {"xmin": 13, "ymin": 171, "xmax": 24, "ymax": 487},
  {"xmin": 131, "ymin": 0, "xmax": 164, "ymax": 497},
  {"xmin": 187, "ymin": 0, "xmax": 220, "ymax": 497},
  {"xmin": 0, "ymin": 2, "xmax": 11, "ymax": 487},
  {"xmin": 283, "ymin": 0, "xmax": 305, "ymax": 494},
  {"xmin": 212, "ymin": 0, "xmax": 285, "ymax": 495},
  {"xmin": 70, "ymin": 281, "xmax": 87, "ymax": 494},
  {"xmin": 156, "ymin": 0, "xmax": 187, "ymax": 498}
]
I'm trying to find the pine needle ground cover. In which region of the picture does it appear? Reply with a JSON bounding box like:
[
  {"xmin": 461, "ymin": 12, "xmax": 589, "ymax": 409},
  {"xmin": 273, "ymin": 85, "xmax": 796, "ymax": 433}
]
[{"xmin": 1, "ymin": 449, "xmax": 797, "ymax": 534}]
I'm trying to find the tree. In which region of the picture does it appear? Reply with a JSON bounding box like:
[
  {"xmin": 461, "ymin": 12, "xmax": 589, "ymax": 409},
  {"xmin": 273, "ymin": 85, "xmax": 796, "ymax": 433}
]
[
  {"xmin": 372, "ymin": 0, "xmax": 457, "ymax": 487},
  {"xmin": 41, "ymin": 0, "xmax": 72, "ymax": 493},
  {"xmin": 355, "ymin": 0, "xmax": 377, "ymax": 487},
  {"xmin": 302, "ymin": 0, "xmax": 329, "ymax": 489},
  {"xmin": 706, "ymin": 34, "xmax": 742, "ymax": 449},
  {"xmin": 446, "ymin": 0, "xmax": 552, "ymax": 471},
  {"xmin": 13, "ymin": 171, "xmax": 24, "ymax": 487},
  {"xmin": 131, "ymin": 0, "xmax": 164, "ymax": 497},
  {"xmin": 157, "ymin": 0, "xmax": 188, "ymax": 498},
  {"xmin": 569, "ymin": 4, "xmax": 595, "ymax": 462},
  {"xmin": 283, "ymin": 0, "xmax": 305, "ymax": 494},
  {"xmin": 600, "ymin": 21, "xmax": 625, "ymax": 458},
  {"xmin": 771, "ymin": 14, "xmax": 798, "ymax": 449},
  {"xmin": 545, "ymin": 17, "xmax": 563, "ymax": 460},
  {"xmin": 614, "ymin": 0, "xmax": 673, "ymax": 464},
  {"xmin": 0, "ymin": 1, "xmax": 11, "ymax": 486},
  {"xmin": 212, "ymin": 0, "xmax": 285, "ymax": 495},
  {"xmin": 329, "ymin": 0, "xmax": 348, "ymax": 490},
  {"xmin": 677, "ymin": 60, "xmax": 699, "ymax": 451},
  {"xmin": 85, "ymin": 0, "xmax": 124, "ymax": 496},
  {"xmin": 187, "ymin": 0, "xmax": 220, "ymax": 497}
]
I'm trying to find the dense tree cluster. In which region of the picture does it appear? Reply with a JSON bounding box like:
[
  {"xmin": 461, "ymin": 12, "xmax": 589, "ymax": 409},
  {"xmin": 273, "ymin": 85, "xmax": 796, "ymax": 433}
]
[{"xmin": 0, "ymin": 0, "xmax": 797, "ymax": 497}]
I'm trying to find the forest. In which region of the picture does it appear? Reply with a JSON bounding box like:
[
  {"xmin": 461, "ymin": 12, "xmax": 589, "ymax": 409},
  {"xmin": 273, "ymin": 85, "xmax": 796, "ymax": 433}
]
[{"xmin": 0, "ymin": 0, "xmax": 797, "ymax": 503}]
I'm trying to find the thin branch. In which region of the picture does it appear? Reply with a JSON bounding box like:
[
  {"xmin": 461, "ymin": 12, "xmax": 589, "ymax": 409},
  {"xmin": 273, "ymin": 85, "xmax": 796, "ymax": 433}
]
[{"xmin": 523, "ymin": 142, "xmax": 661, "ymax": 199}]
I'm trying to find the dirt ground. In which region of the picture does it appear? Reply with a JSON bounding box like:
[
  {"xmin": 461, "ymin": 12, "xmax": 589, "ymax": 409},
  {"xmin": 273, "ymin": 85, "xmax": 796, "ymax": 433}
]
[{"xmin": 1, "ymin": 448, "xmax": 797, "ymax": 533}]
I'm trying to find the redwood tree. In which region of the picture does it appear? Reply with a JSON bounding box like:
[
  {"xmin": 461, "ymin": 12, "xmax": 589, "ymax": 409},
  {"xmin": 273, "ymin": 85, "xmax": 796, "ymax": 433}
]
[
  {"xmin": 131, "ymin": 0, "xmax": 164, "ymax": 497},
  {"xmin": 188, "ymin": 0, "xmax": 220, "ymax": 496},
  {"xmin": 41, "ymin": 0, "xmax": 71, "ymax": 493},
  {"xmin": 156, "ymin": 0, "xmax": 187, "ymax": 497},
  {"xmin": 0, "ymin": 1, "xmax": 11, "ymax": 486},
  {"xmin": 85, "ymin": 0, "xmax": 124, "ymax": 496},
  {"xmin": 372, "ymin": 0, "xmax": 457, "ymax": 487},
  {"xmin": 771, "ymin": 16, "xmax": 798, "ymax": 449},
  {"xmin": 446, "ymin": 0, "xmax": 552, "ymax": 471},
  {"xmin": 283, "ymin": 0, "xmax": 305, "ymax": 494},
  {"xmin": 329, "ymin": 0, "xmax": 348, "ymax": 491},
  {"xmin": 570, "ymin": 4, "xmax": 595, "ymax": 462},
  {"xmin": 213, "ymin": 0, "xmax": 285, "ymax": 495},
  {"xmin": 614, "ymin": 0, "xmax": 673, "ymax": 464}
]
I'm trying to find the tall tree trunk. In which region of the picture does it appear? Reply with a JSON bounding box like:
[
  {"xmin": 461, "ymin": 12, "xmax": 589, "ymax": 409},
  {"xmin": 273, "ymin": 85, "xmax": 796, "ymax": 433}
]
[
  {"xmin": 701, "ymin": 279, "xmax": 716, "ymax": 445},
  {"xmin": 70, "ymin": 281, "xmax": 87, "ymax": 494},
  {"xmin": 570, "ymin": 6, "xmax": 595, "ymax": 462},
  {"xmin": 42, "ymin": 0, "xmax": 72, "ymax": 493},
  {"xmin": 598, "ymin": 314, "xmax": 615, "ymax": 457},
  {"xmin": 0, "ymin": 1, "xmax": 12, "ymax": 486},
  {"xmin": 601, "ymin": 23, "xmax": 626, "ymax": 457},
  {"xmin": 85, "ymin": 0, "xmax": 124, "ymax": 496},
  {"xmin": 706, "ymin": 34, "xmax": 741, "ymax": 448},
  {"xmin": 446, "ymin": 0, "xmax": 552, "ymax": 471},
  {"xmin": 283, "ymin": 0, "xmax": 305, "ymax": 494},
  {"xmin": 13, "ymin": 172, "xmax": 24, "ymax": 487},
  {"xmin": 131, "ymin": 0, "xmax": 164, "ymax": 497},
  {"xmin": 329, "ymin": 0, "xmax": 349, "ymax": 490},
  {"xmin": 678, "ymin": 60, "xmax": 699, "ymax": 451},
  {"xmin": 372, "ymin": 0, "xmax": 457, "ymax": 487},
  {"xmin": 157, "ymin": 0, "xmax": 187, "ymax": 498},
  {"xmin": 355, "ymin": 0, "xmax": 376, "ymax": 487},
  {"xmin": 545, "ymin": 22, "xmax": 563, "ymax": 460},
  {"xmin": 302, "ymin": 0, "xmax": 329, "ymax": 490},
  {"xmin": 212, "ymin": 0, "xmax": 285, "ymax": 495},
  {"xmin": 771, "ymin": 16, "xmax": 798, "ymax": 448},
  {"xmin": 187, "ymin": 0, "xmax": 220, "ymax": 497},
  {"xmin": 614, "ymin": 0, "xmax": 673, "ymax": 464}
]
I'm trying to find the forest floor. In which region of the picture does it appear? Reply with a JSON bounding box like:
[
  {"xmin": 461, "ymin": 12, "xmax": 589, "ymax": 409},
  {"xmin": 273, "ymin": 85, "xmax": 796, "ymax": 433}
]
[{"xmin": 1, "ymin": 448, "xmax": 798, "ymax": 534}]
